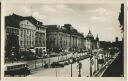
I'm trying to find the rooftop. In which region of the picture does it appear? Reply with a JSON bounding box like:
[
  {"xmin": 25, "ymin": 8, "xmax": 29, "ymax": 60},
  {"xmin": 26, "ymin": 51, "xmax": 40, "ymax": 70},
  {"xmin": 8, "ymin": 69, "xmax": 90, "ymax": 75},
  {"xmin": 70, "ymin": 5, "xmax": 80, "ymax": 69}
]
[{"xmin": 5, "ymin": 13, "xmax": 44, "ymax": 28}]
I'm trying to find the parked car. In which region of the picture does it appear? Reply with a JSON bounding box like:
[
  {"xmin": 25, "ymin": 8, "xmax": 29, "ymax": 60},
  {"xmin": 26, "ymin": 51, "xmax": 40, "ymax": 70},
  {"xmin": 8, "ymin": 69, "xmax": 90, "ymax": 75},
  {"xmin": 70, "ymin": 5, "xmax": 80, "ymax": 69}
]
[
  {"xmin": 64, "ymin": 60, "xmax": 69, "ymax": 65},
  {"xmin": 51, "ymin": 62, "xmax": 64, "ymax": 68},
  {"xmin": 44, "ymin": 64, "xmax": 48, "ymax": 68},
  {"xmin": 5, "ymin": 62, "xmax": 31, "ymax": 76}
]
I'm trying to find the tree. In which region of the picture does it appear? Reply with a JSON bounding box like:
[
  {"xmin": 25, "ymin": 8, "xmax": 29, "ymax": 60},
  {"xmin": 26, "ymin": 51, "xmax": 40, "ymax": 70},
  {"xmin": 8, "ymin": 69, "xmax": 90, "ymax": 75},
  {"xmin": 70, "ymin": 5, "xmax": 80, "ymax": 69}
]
[{"xmin": 118, "ymin": 4, "xmax": 124, "ymax": 32}]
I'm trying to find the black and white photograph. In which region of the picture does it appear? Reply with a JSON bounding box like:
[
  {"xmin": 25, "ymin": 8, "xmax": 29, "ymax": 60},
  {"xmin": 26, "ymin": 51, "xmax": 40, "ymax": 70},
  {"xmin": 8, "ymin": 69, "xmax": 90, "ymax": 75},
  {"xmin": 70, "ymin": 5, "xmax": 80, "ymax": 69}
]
[{"xmin": 2, "ymin": 0, "xmax": 126, "ymax": 79}]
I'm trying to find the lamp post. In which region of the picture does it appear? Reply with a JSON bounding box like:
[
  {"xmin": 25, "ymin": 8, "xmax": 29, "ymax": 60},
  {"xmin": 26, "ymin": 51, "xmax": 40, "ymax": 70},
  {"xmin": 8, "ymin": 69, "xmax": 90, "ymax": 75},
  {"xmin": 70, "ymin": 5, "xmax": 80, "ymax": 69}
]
[
  {"xmin": 55, "ymin": 66, "xmax": 58, "ymax": 77},
  {"xmin": 70, "ymin": 52, "xmax": 74, "ymax": 77},
  {"xmin": 58, "ymin": 49, "xmax": 60, "ymax": 61},
  {"xmin": 77, "ymin": 61, "xmax": 82, "ymax": 77},
  {"xmin": 89, "ymin": 51, "xmax": 93, "ymax": 77},
  {"xmin": 47, "ymin": 49, "xmax": 51, "ymax": 68},
  {"xmin": 49, "ymin": 54, "xmax": 51, "ymax": 68},
  {"xmin": 90, "ymin": 57, "xmax": 92, "ymax": 77},
  {"xmin": 61, "ymin": 50, "xmax": 64, "ymax": 60},
  {"xmin": 70, "ymin": 58, "xmax": 73, "ymax": 77}
]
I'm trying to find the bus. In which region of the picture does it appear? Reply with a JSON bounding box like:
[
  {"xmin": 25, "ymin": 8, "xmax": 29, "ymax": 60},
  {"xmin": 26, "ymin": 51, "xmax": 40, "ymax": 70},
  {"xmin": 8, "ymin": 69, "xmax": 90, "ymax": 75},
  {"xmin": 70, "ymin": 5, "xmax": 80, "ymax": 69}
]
[{"xmin": 5, "ymin": 62, "xmax": 31, "ymax": 77}]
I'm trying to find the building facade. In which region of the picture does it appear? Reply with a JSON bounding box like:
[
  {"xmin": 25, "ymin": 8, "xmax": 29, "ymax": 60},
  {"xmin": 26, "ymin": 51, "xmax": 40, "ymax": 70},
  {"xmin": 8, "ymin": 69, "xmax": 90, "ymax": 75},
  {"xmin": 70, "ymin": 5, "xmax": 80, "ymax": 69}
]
[
  {"xmin": 5, "ymin": 14, "xmax": 46, "ymax": 57},
  {"xmin": 46, "ymin": 24, "xmax": 85, "ymax": 52},
  {"xmin": 85, "ymin": 30, "xmax": 100, "ymax": 51},
  {"xmin": 19, "ymin": 20, "xmax": 36, "ymax": 50}
]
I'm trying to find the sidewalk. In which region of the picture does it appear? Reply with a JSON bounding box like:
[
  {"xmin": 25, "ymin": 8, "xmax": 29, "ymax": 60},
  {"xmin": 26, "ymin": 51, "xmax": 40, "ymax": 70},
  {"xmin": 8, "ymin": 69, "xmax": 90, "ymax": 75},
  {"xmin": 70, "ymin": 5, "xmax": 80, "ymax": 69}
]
[{"xmin": 93, "ymin": 53, "xmax": 119, "ymax": 77}]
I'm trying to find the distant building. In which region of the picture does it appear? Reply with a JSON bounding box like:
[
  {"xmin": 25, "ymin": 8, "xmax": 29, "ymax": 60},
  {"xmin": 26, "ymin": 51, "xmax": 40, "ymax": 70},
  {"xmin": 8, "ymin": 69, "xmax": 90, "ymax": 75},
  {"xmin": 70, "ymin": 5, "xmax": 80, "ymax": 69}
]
[
  {"xmin": 95, "ymin": 35, "xmax": 100, "ymax": 49},
  {"xmin": 85, "ymin": 30, "xmax": 94, "ymax": 50},
  {"xmin": 112, "ymin": 37, "xmax": 123, "ymax": 51},
  {"xmin": 115, "ymin": 37, "xmax": 119, "ymax": 42},
  {"xmin": 5, "ymin": 14, "xmax": 46, "ymax": 56},
  {"xmin": 85, "ymin": 30, "xmax": 100, "ymax": 51}
]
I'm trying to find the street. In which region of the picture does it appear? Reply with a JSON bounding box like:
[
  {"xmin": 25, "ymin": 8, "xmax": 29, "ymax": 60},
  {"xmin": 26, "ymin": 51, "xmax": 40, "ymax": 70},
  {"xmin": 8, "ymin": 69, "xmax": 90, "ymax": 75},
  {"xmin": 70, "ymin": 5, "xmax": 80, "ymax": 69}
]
[
  {"xmin": 26, "ymin": 52, "xmax": 87, "ymax": 70},
  {"xmin": 28, "ymin": 57, "xmax": 90, "ymax": 77}
]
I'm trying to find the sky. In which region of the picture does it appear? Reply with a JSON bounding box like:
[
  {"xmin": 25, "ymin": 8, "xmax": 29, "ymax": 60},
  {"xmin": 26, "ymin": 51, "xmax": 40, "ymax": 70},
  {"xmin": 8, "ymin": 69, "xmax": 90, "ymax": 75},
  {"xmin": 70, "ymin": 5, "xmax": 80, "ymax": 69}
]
[{"xmin": 5, "ymin": 2, "xmax": 123, "ymax": 42}]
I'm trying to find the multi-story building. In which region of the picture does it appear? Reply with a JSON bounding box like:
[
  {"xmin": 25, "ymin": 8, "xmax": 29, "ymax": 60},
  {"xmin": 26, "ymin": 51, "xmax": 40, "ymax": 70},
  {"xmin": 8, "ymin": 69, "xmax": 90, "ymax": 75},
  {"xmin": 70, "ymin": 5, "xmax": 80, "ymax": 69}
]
[
  {"xmin": 5, "ymin": 14, "xmax": 46, "ymax": 56},
  {"xmin": 35, "ymin": 22, "xmax": 46, "ymax": 55},
  {"xmin": 46, "ymin": 24, "xmax": 85, "ymax": 52},
  {"xmin": 19, "ymin": 19, "xmax": 36, "ymax": 50},
  {"xmin": 5, "ymin": 14, "xmax": 22, "ymax": 57},
  {"xmin": 46, "ymin": 25, "xmax": 64, "ymax": 52}
]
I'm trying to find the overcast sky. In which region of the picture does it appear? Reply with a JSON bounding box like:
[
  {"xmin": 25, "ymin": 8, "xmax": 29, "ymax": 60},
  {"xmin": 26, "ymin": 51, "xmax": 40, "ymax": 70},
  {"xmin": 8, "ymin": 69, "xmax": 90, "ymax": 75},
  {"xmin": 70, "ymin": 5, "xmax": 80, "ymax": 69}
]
[{"xmin": 5, "ymin": 2, "xmax": 123, "ymax": 42}]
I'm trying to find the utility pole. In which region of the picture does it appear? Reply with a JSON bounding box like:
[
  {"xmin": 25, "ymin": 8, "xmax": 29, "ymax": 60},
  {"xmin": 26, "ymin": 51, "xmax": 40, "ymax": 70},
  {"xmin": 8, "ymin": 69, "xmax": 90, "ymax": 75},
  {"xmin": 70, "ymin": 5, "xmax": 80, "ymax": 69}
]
[
  {"xmin": 49, "ymin": 54, "xmax": 50, "ymax": 68},
  {"xmin": 35, "ymin": 60, "xmax": 37, "ymax": 69},
  {"xmin": 71, "ymin": 61, "xmax": 72, "ymax": 77}
]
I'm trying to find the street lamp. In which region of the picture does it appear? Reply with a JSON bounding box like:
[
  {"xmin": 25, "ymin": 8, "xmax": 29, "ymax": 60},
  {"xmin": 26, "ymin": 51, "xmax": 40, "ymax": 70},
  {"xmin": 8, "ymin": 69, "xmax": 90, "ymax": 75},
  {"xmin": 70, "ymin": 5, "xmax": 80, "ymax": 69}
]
[
  {"xmin": 62, "ymin": 50, "xmax": 64, "ymax": 61},
  {"xmin": 58, "ymin": 48, "xmax": 61, "ymax": 61},
  {"xmin": 47, "ymin": 49, "xmax": 51, "ymax": 68},
  {"xmin": 70, "ymin": 57, "xmax": 73, "ymax": 77},
  {"xmin": 77, "ymin": 61, "xmax": 82, "ymax": 77},
  {"xmin": 89, "ymin": 51, "xmax": 93, "ymax": 77},
  {"xmin": 55, "ymin": 66, "xmax": 58, "ymax": 77}
]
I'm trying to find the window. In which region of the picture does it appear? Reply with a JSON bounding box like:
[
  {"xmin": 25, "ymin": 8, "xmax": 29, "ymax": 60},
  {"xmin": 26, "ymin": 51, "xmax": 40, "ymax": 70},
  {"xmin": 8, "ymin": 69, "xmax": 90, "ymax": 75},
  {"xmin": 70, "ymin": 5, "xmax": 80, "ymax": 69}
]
[
  {"xmin": 21, "ymin": 41, "xmax": 23, "ymax": 46},
  {"xmin": 7, "ymin": 67, "xmax": 11, "ymax": 70}
]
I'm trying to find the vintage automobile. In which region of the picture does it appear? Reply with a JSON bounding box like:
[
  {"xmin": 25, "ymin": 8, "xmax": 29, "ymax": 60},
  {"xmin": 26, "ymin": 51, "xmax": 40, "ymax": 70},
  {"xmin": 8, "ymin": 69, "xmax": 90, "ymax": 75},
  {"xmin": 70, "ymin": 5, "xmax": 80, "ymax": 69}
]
[
  {"xmin": 64, "ymin": 60, "xmax": 70, "ymax": 65},
  {"xmin": 51, "ymin": 62, "xmax": 64, "ymax": 68},
  {"xmin": 5, "ymin": 62, "xmax": 31, "ymax": 76}
]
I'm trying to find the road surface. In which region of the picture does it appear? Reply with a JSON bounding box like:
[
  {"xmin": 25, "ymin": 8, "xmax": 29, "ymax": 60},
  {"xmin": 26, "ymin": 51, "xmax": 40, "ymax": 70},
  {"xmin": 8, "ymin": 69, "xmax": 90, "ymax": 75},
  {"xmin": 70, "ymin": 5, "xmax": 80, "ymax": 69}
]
[{"xmin": 29, "ymin": 58, "xmax": 90, "ymax": 77}]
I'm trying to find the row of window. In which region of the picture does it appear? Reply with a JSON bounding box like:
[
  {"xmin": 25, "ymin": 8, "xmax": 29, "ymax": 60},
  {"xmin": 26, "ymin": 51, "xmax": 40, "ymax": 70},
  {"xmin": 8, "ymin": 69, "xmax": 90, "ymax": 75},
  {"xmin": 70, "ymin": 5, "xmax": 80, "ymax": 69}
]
[
  {"xmin": 20, "ymin": 40, "xmax": 34, "ymax": 47},
  {"xmin": 7, "ymin": 64, "xmax": 26, "ymax": 71},
  {"xmin": 20, "ymin": 29, "xmax": 35, "ymax": 36},
  {"xmin": 35, "ymin": 48, "xmax": 46, "ymax": 54},
  {"xmin": 36, "ymin": 27, "xmax": 45, "ymax": 31},
  {"xmin": 20, "ymin": 23, "xmax": 35, "ymax": 30},
  {"xmin": 6, "ymin": 27, "xmax": 19, "ymax": 34}
]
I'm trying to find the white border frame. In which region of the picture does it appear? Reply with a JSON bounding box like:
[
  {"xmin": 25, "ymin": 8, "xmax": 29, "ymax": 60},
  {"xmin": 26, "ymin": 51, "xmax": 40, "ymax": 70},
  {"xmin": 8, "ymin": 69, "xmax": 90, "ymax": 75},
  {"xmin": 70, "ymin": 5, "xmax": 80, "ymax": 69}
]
[{"xmin": 1, "ymin": 0, "xmax": 127, "ymax": 81}]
